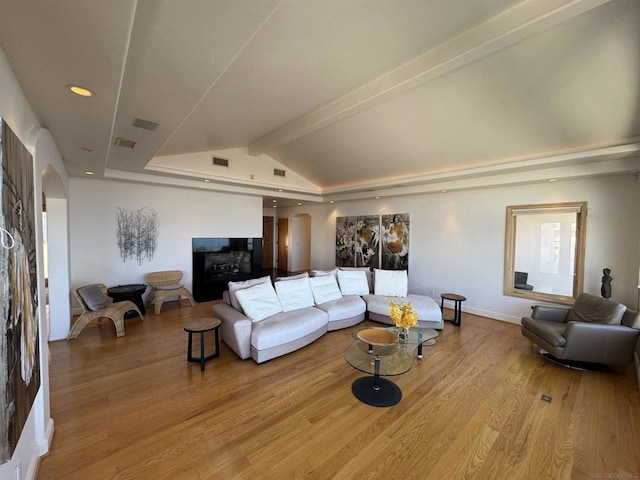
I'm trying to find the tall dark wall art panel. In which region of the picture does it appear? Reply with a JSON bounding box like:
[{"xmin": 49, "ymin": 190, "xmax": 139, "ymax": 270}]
[{"xmin": 0, "ymin": 119, "xmax": 41, "ymax": 463}]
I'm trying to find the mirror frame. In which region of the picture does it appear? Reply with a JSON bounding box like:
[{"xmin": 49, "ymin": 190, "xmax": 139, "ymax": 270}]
[{"xmin": 504, "ymin": 201, "xmax": 587, "ymax": 305}]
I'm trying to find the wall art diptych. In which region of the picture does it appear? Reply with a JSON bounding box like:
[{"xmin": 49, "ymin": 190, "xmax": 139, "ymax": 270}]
[
  {"xmin": 381, "ymin": 213, "xmax": 410, "ymax": 270},
  {"xmin": 116, "ymin": 207, "xmax": 159, "ymax": 265},
  {"xmin": 336, "ymin": 213, "xmax": 409, "ymax": 270},
  {"xmin": 0, "ymin": 119, "xmax": 41, "ymax": 463}
]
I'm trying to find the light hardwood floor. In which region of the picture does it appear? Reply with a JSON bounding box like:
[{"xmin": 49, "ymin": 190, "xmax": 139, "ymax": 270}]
[{"xmin": 39, "ymin": 300, "xmax": 640, "ymax": 479}]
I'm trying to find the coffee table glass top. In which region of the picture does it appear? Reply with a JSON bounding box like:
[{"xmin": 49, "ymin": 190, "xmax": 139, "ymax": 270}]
[{"xmin": 345, "ymin": 326, "xmax": 438, "ymax": 376}]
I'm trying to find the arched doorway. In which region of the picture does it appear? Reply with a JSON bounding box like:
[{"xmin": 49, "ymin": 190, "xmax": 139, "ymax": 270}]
[{"xmin": 41, "ymin": 165, "xmax": 70, "ymax": 341}]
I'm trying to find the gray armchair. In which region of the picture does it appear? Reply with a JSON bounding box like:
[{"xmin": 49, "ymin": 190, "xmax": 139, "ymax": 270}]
[{"xmin": 521, "ymin": 293, "xmax": 640, "ymax": 367}]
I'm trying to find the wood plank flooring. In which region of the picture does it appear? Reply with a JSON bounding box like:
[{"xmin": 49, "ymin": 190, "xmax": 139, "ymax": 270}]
[{"xmin": 38, "ymin": 300, "xmax": 640, "ymax": 479}]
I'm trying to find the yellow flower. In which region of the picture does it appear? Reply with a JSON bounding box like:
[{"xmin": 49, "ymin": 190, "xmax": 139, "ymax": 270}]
[{"xmin": 388, "ymin": 300, "xmax": 418, "ymax": 330}]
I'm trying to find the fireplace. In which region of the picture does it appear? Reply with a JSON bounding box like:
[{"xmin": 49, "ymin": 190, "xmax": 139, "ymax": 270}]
[{"xmin": 192, "ymin": 238, "xmax": 263, "ymax": 302}]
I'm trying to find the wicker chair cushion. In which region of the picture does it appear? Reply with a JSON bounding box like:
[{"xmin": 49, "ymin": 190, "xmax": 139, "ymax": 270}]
[
  {"xmin": 77, "ymin": 284, "xmax": 108, "ymax": 311},
  {"xmin": 156, "ymin": 283, "xmax": 184, "ymax": 291}
]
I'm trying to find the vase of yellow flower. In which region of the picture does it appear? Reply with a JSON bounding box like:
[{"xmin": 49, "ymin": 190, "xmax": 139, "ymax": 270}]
[{"xmin": 388, "ymin": 300, "xmax": 418, "ymax": 342}]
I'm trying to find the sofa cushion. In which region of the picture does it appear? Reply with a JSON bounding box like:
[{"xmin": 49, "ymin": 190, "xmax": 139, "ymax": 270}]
[
  {"xmin": 228, "ymin": 275, "xmax": 272, "ymax": 312},
  {"xmin": 373, "ymin": 269, "xmax": 408, "ymax": 297},
  {"xmin": 363, "ymin": 293, "xmax": 442, "ymax": 322},
  {"xmin": 234, "ymin": 282, "xmax": 283, "ymax": 322},
  {"xmin": 315, "ymin": 295, "xmax": 366, "ymax": 322},
  {"xmin": 337, "ymin": 270, "xmax": 370, "ymax": 296},
  {"xmin": 339, "ymin": 267, "xmax": 373, "ymax": 292},
  {"xmin": 309, "ymin": 275, "xmax": 343, "ymax": 305},
  {"xmin": 566, "ymin": 293, "xmax": 627, "ymax": 325},
  {"xmin": 77, "ymin": 284, "xmax": 108, "ymax": 311},
  {"xmin": 251, "ymin": 307, "xmax": 328, "ymax": 350},
  {"xmin": 274, "ymin": 277, "xmax": 315, "ymax": 312}
]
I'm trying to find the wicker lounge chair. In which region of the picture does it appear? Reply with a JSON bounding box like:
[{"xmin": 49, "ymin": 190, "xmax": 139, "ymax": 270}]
[
  {"xmin": 146, "ymin": 270, "xmax": 196, "ymax": 314},
  {"xmin": 68, "ymin": 283, "xmax": 143, "ymax": 338}
]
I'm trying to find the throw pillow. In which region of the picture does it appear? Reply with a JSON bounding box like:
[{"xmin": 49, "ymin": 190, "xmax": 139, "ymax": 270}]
[
  {"xmin": 339, "ymin": 267, "xmax": 373, "ymax": 292},
  {"xmin": 310, "ymin": 268, "xmax": 339, "ymax": 281},
  {"xmin": 234, "ymin": 282, "xmax": 283, "ymax": 322},
  {"xmin": 77, "ymin": 284, "xmax": 108, "ymax": 311},
  {"xmin": 309, "ymin": 275, "xmax": 343, "ymax": 305},
  {"xmin": 337, "ymin": 270, "xmax": 369, "ymax": 296},
  {"xmin": 228, "ymin": 275, "xmax": 271, "ymax": 311},
  {"xmin": 275, "ymin": 271, "xmax": 309, "ymax": 282},
  {"xmin": 374, "ymin": 269, "xmax": 408, "ymax": 297},
  {"xmin": 274, "ymin": 277, "xmax": 315, "ymax": 312}
]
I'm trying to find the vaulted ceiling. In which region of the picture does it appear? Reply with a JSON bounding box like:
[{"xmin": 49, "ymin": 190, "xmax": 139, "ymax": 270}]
[{"xmin": 1, "ymin": 0, "xmax": 639, "ymax": 206}]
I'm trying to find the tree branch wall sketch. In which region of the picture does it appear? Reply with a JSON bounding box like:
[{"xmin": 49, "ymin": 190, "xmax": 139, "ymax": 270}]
[{"xmin": 117, "ymin": 207, "xmax": 158, "ymax": 265}]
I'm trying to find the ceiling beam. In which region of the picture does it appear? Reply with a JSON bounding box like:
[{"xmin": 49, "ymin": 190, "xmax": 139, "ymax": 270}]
[{"xmin": 249, "ymin": 0, "xmax": 613, "ymax": 156}]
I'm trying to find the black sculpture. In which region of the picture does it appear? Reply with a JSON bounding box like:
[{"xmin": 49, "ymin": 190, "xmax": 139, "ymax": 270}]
[{"xmin": 601, "ymin": 268, "xmax": 612, "ymax": 298}]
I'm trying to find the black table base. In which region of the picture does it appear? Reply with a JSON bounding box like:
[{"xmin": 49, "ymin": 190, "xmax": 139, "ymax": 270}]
[
  {"xmin": 351, "ymin": 376, "xmax": 402, "ymax": 407},
  {"xmin": 107, "ymin": 284, "xmax": 147, "ymax": 318}
]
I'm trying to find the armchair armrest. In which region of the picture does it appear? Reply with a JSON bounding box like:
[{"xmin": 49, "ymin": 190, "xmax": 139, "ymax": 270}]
[
  {"xmin": 563, "ymin": 322, "xmax": 640, "ymax": 365},
  {"xmin": 211, "ymin": 303, "xmax": 252, "ymax": 360},
  {"xmin": 530, "ymin": 304, "xmax": 570, "ymax": 323}
]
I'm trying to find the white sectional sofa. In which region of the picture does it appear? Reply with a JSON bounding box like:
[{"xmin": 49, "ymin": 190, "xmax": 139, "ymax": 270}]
[{"xmin": 211, "ymin": 268, "xmax": 444, "ymax": 363}]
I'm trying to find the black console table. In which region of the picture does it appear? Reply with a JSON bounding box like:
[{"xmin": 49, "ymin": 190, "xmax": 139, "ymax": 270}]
[{"xmin": 107, "ymin": 284, "xmax": 147, "ymax": 318}]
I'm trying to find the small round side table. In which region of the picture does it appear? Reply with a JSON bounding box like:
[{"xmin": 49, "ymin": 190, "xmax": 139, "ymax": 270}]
[
  {"xmin": 440, "ymin": 293, "xmax": 466, "ymax": 327},
  {"xmin": 184, "ymin": 318, "xmax": 221, "ymax": 371}
]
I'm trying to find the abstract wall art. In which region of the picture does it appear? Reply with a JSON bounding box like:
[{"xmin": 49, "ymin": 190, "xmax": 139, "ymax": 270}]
[
  {"xmin": 0, "ymin": 118, "xmax": 41, "ymax": 464},
  {"xmin": 336, "ymin": 213, "xmax": 409, "ymax": 270},
  {"xmin": 355, "ymin": 215, "xmax": 380, "ymax": 268},
  {"xmin": 116, "ymin": 207, "xmax": 159, "ymax": 265},
  {"xmin": 335, "ymin": 216, "xmax": 356, "ymax": 267},
  {"xmin": 381, "ymin": 213, "xmax": 410, "ymax": 270}
]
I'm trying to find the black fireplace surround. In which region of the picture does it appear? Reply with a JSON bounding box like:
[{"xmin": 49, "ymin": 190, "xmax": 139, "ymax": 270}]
[{"xmin": 192, "ymin": 238, "xmax": 263, "ymax": 302}]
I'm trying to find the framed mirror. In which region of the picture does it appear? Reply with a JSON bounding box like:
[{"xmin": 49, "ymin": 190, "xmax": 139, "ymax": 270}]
[{"xmin": 504, "ymin": 201, "xmax": 587, "ymax": 304}]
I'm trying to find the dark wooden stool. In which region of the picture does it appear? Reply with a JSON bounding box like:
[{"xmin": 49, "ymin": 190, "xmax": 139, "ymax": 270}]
[
  {"xmin": 440, "ymin": 293, "xmax": 466, "ymax": 327},
  {"xmin": 184, "ymin": 318, "xmax": 221, "ymax": 371}
]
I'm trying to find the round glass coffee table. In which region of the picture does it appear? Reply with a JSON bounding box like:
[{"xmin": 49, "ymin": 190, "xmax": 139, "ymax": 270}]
[{"xmin": 345, "ymin": 326, "xmax": 438, "ymax": 407}]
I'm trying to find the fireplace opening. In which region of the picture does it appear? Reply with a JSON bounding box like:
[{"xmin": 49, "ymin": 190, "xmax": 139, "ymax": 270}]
[{"xmin": 192, "ymin": 238, "xmax": 263, "ymax": 302}]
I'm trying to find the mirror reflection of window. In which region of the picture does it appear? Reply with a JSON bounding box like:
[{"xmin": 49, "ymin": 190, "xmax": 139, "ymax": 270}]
[{"xmin": 504, "ymin": 202, "xmax": 587, "ymax": 304}]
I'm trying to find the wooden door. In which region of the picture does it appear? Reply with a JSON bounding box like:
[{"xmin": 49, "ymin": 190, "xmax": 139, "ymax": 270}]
[
  {"xmin": 262, "ymin": 216, "xmax": 274, "ymax": 268},
  {"xmin": 277, "ymin": 218, "xmax": 288, "ymax": 272}
]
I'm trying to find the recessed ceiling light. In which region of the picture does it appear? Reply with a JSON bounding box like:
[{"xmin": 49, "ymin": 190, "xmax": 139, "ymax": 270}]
[
  {"xmin": 278, "ymin": 189, "xmax": 283, "ymax": 192},
  {"xmin": 375, "ymin": 196, "xmax": 380, "ymax": 199},
  {"xmin": 330, "ymin": 201, "xmax": 334, "ymax": 204},
  {"xmin": 441, "ymin": 189, "xmax": 448, "ymax": 193},
  {"xmin": 272, "ymin": 199, "xmax": 277, "ymax": 203},
  {"xmin": 297, "ymin": 202, "xmax": 302, "ymax": 206},
  {"xmin": 203, "ymin": 179, "xmax": 210, "ymax": 183},
  {"xmin": 67, "ymin": 84, "xmax": 93, "ymax": 97},
  {"xmin": 84, "ymin": 170, "xmax": 94, "ymax": 175},
  {"xmin": 548, "ymin": 178, "xmax": 558, "ymax": 182},
  {"xmin": 273, "ymin": 205, "xmax": 277, "ymax": 208}
]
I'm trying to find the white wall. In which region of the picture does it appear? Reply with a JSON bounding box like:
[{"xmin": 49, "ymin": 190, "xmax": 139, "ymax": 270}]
[
  {"xmin": 69, "ymin": 178, "xmax": 263, "ymax": 304},
  {"xmin": 289, "ymin": 214, "xmax": 311, "ymax": 272},
  {"xmin": 0, "ymin": 48, "xmax": 64, "ymax": 480},
  {"xmin": 279, "ymin": 174, "xmax": 640, "ymax": 323}
]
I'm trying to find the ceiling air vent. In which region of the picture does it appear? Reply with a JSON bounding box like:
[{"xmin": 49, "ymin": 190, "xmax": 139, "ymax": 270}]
[
  {"xmin": 133, "ymin": 118, "xmax": 159, "ymax": 131},
  {"xmin": 212, "ymin": 156, "xmax": 229, "ymax": 167},
  {"xmin": 114, "ymin": 137, "xmax": 136, "ymax": 149},
  {"xmin": 273, "ymin": 168, "xmax": 286, "ymax": 177}
]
